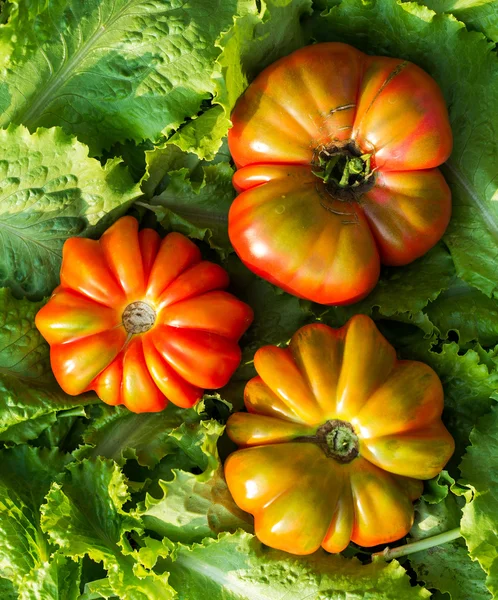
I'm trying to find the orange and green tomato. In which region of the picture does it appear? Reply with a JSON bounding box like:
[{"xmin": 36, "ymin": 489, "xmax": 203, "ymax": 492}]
[
  {"xmin": 228, "ymin": 42, "xmax": 453, "ymax": 305},
  {"xmin": 35, "ymin": 216, "xmax": 253, "ymax": 413},
  {"xmin": 224, "ymin": 315, "xmax": 454, "ymax": 555}
]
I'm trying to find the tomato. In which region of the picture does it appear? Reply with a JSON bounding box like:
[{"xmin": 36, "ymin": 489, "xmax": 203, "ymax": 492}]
[
  {"xmin": 224, "ymin": 315, "xmax": 454, "ymax": 555},
  {"xmin": 228, "ymin": 43, "xmax": 453, "ymax": 305},
  {"xmin": 35, "ymin": 216, "xmax": 253, "ymax": 413}
]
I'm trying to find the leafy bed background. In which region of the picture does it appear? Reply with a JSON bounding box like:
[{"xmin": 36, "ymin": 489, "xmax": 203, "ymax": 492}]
[{"xmin": 0, "ymin": 0, "xmax": 497, "ymax": 598}]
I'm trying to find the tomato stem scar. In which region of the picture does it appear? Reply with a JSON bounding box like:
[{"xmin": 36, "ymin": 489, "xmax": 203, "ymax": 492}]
[
  {"xmin": 122, "ymin": 301, "xmax": 156, "ymax": 334},
  {"xmin": 295, "ymin": 419, "xmax": 359, "ymax": 463}
]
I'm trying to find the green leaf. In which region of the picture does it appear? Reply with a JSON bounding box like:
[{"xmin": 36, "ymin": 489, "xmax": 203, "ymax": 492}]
[
  {"xmin": 146, "ymin": 161, "xmax": 235, "ymax": 256},
  {"xmin": 167, "ymin": 106, "xmax": 232, "ymax": 162},
  {"xmin": 143, "ymin": 466, "xmax": 252, "ymax": 544},
  {"xmin": 18, "ymin": 554, "xmax": 82, "ymax": 600},
  {"xmin": 0, "ymin": 446, "xmax": 70, "ymax": 587},
  {"xmin": 0, "ymin": 577, "xmax": 18, "ymax": 600},
  {"xmin": 0, "ymin": 288, "xmax": 96, "ymax": 444},
  {"xmin": 75, "ymin": 402, "xmax": 221, "ymax": 471},
  {"xmin": 0, "ymin": 288, "xmax": 50, "ymax": 382},
  {"xmin": 0, "ymin": 125, "xmax": 140, "ymax": 299},
  {"xmin": 216, "ymin": 0, "xmax": 313, "ymax": 113},
  {"xmin": 0, "ymin": 0, "xmax": 255, "ymax": 154},
  {"xmin": 41, "ymin": 457, "xmax": 175, "ymax": 600},
  {"xmin": 222, "ymin": 256, "xmax": 313, "ymax": 393},
  {"xmin": 425, "ymin": 276, "xmax": 498, "ymax": 345},
  {"xmin": 312, "ymin": 0, "xmax": 498, "ymax": 300},
  {"xmin": 163, "ymin": 531, "xmax": 430, "ymax": 599},
  {"xmin": 460, "ymin": 405, "xmax": 498, "ymax": 597},
  {"xmin": 317, "ymin": 244, "xmax": 454, "ymax": 334},
  {"xmin": 422, "ymin": 470, "xmax": 455, "ymax": 504},
  {"xmin": 408, "ymin": 491, "xmax": 490, "ymax": 600},
  {"xmin": 420, "ymin": 0, "xmax": 498, "ymax": 41}
]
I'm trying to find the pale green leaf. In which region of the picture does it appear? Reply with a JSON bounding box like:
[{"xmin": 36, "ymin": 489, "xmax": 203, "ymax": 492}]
[
  {"xmin": 460, "ymin": 405, "xmax": 498, "ymax": 597},
  {"xmin": 0, "ymin": 446, "xmax": 70, "ymax": 587},
  {"xmin": 143, "ymin": 467, "xmax": 252, "ymax": 544},
  {"xmin": 0, "ymin": 0, "xmax": 255, "ymax": 154},
  {"xmin": 421, "ymin": 0, "xmax": 498, "ymax": 41},
  {"xmin": 41, "ymin": 458, "xmax": 175, "ymax": 600},
  {"xmin": 0, "ymin": 126, "xmax": 140, "ymax": 299},
  {"xmin": 164, "ymin": 531, "xmax": 430, "ymax": 599}
]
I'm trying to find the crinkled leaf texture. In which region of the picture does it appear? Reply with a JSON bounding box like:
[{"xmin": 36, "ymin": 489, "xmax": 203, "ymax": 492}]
[
  {"xmin": 460, "ymin": 405, "xmax": 498, "ymax": 598},
  {"xmin": 400, "ymin": 337, "xmax": 498, "ymax": 469},
  {"xmin": 75, "ymin": 401, "xmax": 221, "ymax": 471},
  {"xmin": 143, "ymin": 465, "xmax": 252, "ymax": 544},
  {"xmin": 0, "ymin": 289, "xmax": 95, "ymax": 444},
  {"xmin": 409, "ymin": 484, "xmax": 489, "ymax": 600},
  {"xmin": 0, "ymin": 446, "xmax": 77, "ymax": 594},
  {"xmin": 425, "ymin": 276, "xmax": 498, "ymax": 345},
  {"xmin": 421, "ymin": 0, "xmax": 498, "ymax": 41},
  {"xmin": 0, "ymin": 0, "xmax": 256, "ymax": 154},
  {"xmin": 0, "ymin": 126, "xmax": 140, "ymax": 299},
  {"xmin": 163, "ymin": 531, "xmax": 430, "ymax": 600},
  {"xmin": 41, "ymin": 457, "xmax": 175, "ymax": 600}
]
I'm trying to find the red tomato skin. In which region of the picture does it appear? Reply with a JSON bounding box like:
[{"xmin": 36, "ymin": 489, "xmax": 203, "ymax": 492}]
[
  {"xmin": 228, "ymin": 43, "xmax": 453, "ymax": 305},
  {"xmin": 35, "ymin": 216, "xmax": 253, "ymax": 413}
]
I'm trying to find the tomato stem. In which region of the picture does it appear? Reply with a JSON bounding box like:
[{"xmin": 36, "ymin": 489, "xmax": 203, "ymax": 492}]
[
  {"xmin": 312, "ymin": 144, "xmax": 372, "ymax": 191},
  {"xmin": 372, "ymin": 528, "xmax": 462, "ymax": 561}
]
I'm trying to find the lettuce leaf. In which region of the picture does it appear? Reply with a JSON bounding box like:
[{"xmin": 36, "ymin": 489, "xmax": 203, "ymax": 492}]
[
  {"xmin": 41, "ymin": 458, "xmax": 175, "ymax": 600},
  {"xmin": 425, "ymin": 276, "xmax": 498, "ymax": 346},
  {"xmin": 143, "ymin": 466, "xmax": 252, "ymax": 544},
  {"xmin": 0, "ymin": 0, "xmax": 256, "ymax": 154},
  {"xmin": 0, "ymin": 289, "xmax": 95, "ymax": 444},
  {"xmin": 0, "ymin": 126, "xmax": 140, "ymax": 299},
  {"xmin": 0, "ymin": 446, "xmax": 74, "ymax": 590},
  {"xmin": 74, "ymin": 402, "xmax": 221, "ymax": 471},
  {"xmin": 460, "ymin": 405, "xmax": 498, "ymax": 597},
  {"xmin": 164, "ymin": 531, "xmax": 431, "ymax": 600},
  {"xmin": 408, "ymin": 489, "xmax": 489, "ymax": 600},
  {"xmin": 421, "ymin": 0, "xmax": 498, "ymax": 41}
]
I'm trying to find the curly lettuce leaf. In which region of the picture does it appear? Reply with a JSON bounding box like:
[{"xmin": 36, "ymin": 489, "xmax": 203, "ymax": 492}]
[
  {"xmin": 0, "ymin": 126, "xmax": 140, "ymax": 299},
  {"xmin": 312, "ymin": 0, "xmax": 498, "ymax": 300},
  {"xmin": 421, "ymin": 0, "xmax": 498, "ymax": 41},
  {"xmin": 460, "ymin": 405, "xmax": 498, "ymax": 597},
  {"xmin": 75, "ymin": 402, "xmax": 221, "ymax": 471},
  {"xmin": 0, "ymin": 0, "xmax": 256, "ymax": 154},
  {"xmin": 0, "ymin": 289, "xmax": 95, "ymax": 444},
  {"xmin": 163, "ymin": 531, "xmax": 430, "ymax": 600},
  {"xmin": 19, "ymin": 554, "xmax": 82, "ymax": 600},
  {"xmin": 0, "ymin": 446, "xmax": 72, "ymax": 589},
  {"xmin": 425, "ymin": 276, "xmax": 498, "ymax": 345},
  {"xmin": 317, "ymin": 244, "xmax": 454, "ymax": 335},
  {"xmin": 41, "ymin": 458, "xmax": 175, "ymax": 600},
  {"xmin": 216, "ymin": 0, "xmax": 312, "ymax": 113},
  {"xmin": 143, "ymin": 467, "xmax": 252, "ymax": 544},
  {"xmin": 146, "ymin": 162, "xmax": 235, "ymax": 256},
  {"xmin": 408, "ymin": 489, "xmax": 489, "ymax": 600}
]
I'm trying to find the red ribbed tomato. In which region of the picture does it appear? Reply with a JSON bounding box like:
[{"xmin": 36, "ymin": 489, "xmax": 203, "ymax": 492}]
[
  {"xmin": 35, "ymin": 216, "xmax": 253, "ymax": 413},
  {"xmin": 228, "ymin": 43, "xmax": 452, "ymax": 305}
]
